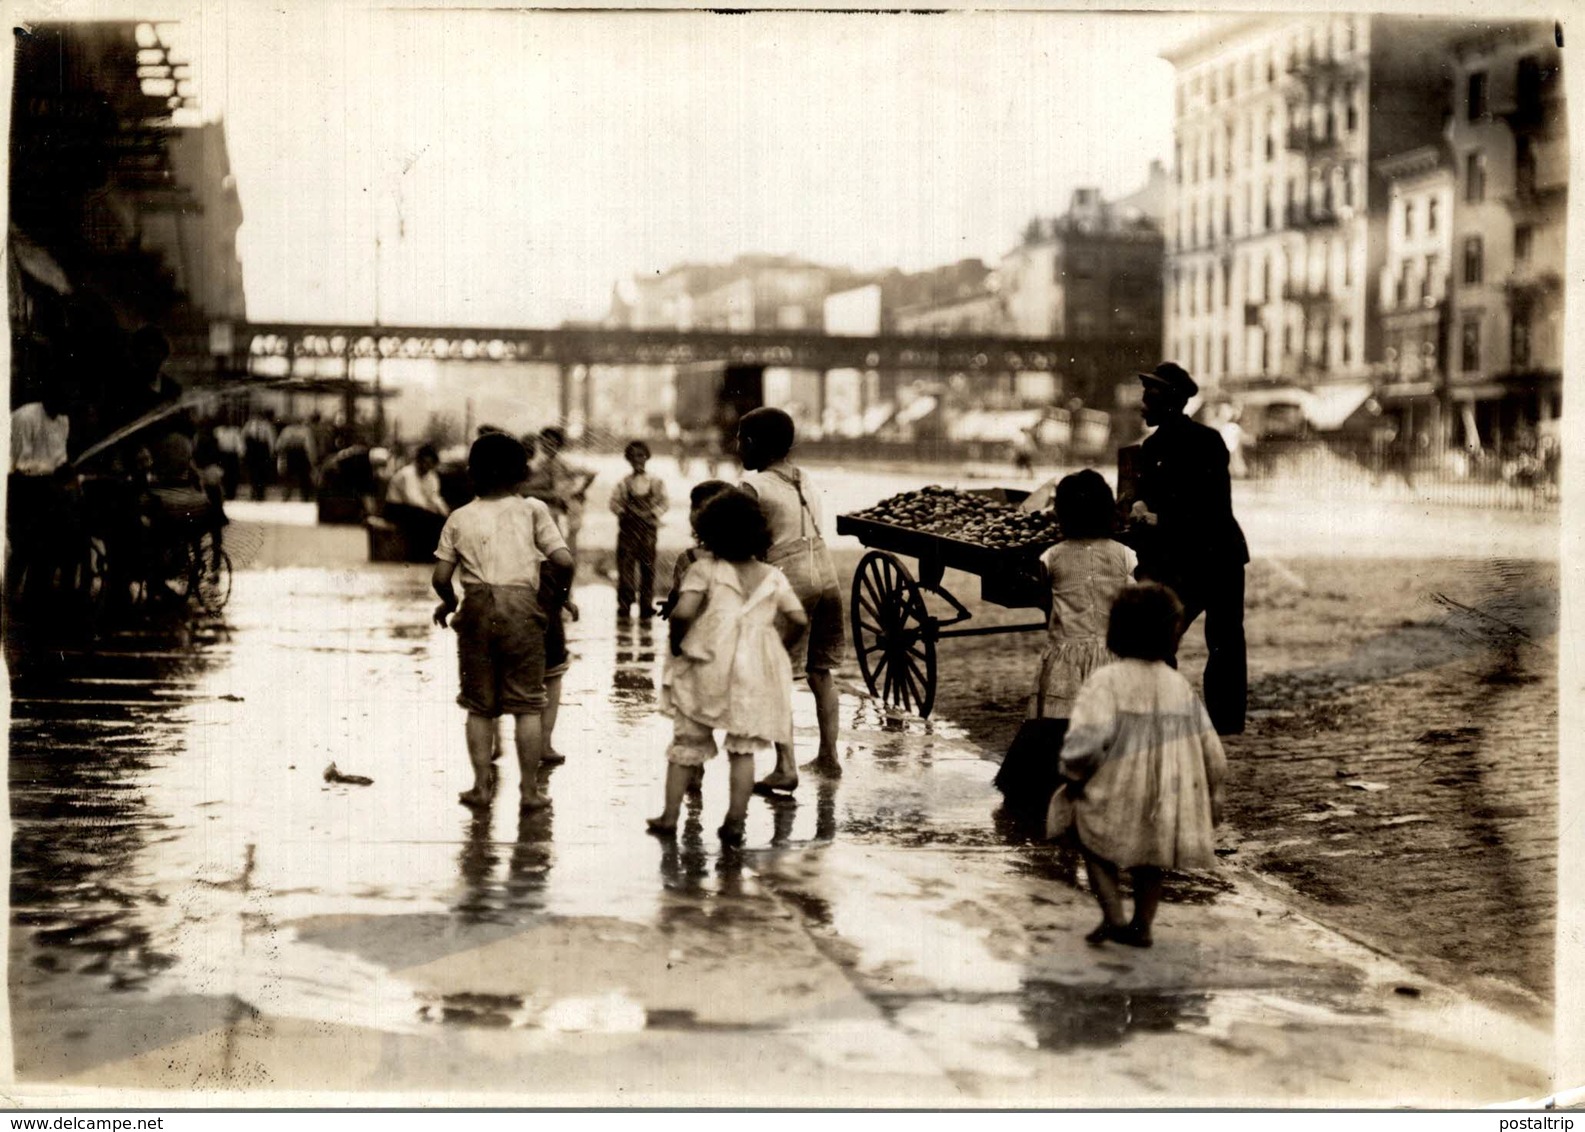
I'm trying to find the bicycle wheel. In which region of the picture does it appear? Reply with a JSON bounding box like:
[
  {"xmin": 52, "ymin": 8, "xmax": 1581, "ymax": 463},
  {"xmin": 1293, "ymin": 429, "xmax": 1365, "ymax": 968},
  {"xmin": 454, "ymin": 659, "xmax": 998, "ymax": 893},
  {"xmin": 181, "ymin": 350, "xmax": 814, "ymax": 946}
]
[{"xmin": 195, "ymin": 546, "xmax": 233, "ymax": 614}]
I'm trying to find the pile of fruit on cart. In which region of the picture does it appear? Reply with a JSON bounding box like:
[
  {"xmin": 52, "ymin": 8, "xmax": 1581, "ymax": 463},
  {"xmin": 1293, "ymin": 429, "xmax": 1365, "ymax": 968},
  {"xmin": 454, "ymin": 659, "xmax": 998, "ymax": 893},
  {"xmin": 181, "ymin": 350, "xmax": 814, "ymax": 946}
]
[{"xmin": 847, "ymin": 486, "xmax": 1060, "ymax": 550}]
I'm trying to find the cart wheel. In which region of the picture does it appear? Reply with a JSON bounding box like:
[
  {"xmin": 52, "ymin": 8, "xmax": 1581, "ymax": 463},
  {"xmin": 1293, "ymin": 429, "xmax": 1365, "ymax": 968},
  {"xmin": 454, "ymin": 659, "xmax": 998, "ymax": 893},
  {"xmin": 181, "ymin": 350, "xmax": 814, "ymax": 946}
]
[{"xmin": 850, "ymin": 550, "xmax": 936, "ymax": 717}]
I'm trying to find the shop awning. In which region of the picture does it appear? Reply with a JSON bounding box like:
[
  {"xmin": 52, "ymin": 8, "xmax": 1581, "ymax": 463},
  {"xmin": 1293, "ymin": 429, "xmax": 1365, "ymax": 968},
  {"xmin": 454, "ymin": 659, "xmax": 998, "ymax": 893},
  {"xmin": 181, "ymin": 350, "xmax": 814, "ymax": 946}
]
[
  {"xmin": 1302, "ymin": 382, "xmax": 1375, "ymax": 431},
  {"xmin": 948, "ymin": 408, "xmax": 1044, "ymax": 443},
  {"xmin": 894, "ymin": 395, "xmax": 938, "ymax": 426},
  {"xmin": 8, "ymin": 227, "xmax": 72, "ymax": 294}
]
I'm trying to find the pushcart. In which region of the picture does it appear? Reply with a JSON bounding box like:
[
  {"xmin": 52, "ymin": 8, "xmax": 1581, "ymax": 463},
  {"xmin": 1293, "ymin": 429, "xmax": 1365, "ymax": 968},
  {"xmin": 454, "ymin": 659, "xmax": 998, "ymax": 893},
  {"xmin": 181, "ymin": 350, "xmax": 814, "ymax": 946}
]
[{"xmin": 834, "ymin": 488, "xmax": 1055, "ymax": 718}]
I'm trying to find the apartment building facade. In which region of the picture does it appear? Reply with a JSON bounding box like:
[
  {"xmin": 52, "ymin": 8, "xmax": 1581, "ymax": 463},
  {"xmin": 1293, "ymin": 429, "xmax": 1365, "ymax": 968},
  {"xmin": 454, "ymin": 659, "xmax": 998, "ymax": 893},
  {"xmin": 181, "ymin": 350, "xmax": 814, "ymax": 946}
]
[
  {"xmin": 1444, "ymin": 22, "xmax": 1566, "ymax": 452},
  {"xmin": 1163, "ymin": 15, "xmax": 1462, "ymax": 399}
]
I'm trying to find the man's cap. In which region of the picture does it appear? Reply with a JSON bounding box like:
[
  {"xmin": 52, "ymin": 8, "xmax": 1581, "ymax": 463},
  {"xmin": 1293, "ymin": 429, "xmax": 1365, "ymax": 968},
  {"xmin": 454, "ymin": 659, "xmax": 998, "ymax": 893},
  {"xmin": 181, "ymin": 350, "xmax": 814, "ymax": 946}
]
[{"xmin": 1138, "ymin": 361, "xmax": 1198, "ymax": 400}]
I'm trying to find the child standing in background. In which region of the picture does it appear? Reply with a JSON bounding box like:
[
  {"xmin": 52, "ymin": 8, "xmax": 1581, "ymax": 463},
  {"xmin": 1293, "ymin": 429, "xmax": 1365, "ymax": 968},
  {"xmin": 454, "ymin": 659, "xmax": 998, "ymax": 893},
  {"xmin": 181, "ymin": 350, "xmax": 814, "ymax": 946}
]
[
  {"xmin": 650, "ymin": 490, "xmax": 807, "ymax": 847},
  {"xmin": 433, "ymin": 433, "xmax": 574, "ymax": 812},
  {"xmin": 609, "ymin": 440, "xmax": 669, "ymax": 620},
  {"xmin": 657, "ymin": 480, "xmax": 732, "ymax": 620}
]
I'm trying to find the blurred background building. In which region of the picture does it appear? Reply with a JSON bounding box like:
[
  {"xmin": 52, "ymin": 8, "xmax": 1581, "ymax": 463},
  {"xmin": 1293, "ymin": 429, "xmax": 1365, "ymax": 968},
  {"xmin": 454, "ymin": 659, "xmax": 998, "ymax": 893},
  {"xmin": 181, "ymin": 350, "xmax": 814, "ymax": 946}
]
[
  {"xmin": 1162, "ymin": 13, "xmax": 1566, "ymax": 462},
  {"xmin": 9, "ymin": 21, "xmax": 246, "ymax": 445}
]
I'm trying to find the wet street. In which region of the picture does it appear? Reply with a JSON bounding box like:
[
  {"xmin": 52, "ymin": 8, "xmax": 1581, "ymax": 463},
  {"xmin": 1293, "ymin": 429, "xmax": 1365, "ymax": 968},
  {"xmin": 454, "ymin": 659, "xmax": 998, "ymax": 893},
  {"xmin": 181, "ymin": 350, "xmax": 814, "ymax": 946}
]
[{"xmin": 6, "ymin": 484, "xmax": 1558, "ymax": 1105}]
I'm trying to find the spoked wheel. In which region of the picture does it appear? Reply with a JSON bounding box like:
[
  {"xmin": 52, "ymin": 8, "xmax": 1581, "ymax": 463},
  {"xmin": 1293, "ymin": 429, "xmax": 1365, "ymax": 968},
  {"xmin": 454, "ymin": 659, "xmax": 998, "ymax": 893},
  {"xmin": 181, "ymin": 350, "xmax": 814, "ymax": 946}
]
[
  {"xmin": 850, "ymin": 550, "xmax": 936, "ymax": 717},
  {"xmin": 193, "ymin": 536, "xmax": 233, "ymax": 615}
]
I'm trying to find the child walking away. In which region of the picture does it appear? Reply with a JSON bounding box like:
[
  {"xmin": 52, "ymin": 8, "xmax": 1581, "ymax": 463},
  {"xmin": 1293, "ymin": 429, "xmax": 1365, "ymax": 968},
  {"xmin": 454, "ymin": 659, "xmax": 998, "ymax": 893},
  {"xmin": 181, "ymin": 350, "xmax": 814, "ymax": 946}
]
[
  {"xmin": 609, "ymin": 440, "xmax": 669, "ymax": 620},
  {"xmin": 656, "ymin": 480, "xmax": 732, "ymax": 619},
  {"xmin": 432, "ymin": 433, "xmax": 574, "ymax": 812},
  {"xmin": 649, "ymin": 489, "xmax": 808, "ymax": 847},
  {"xmin": 1057, "ymin": 584, "xmax": 1226, "ymax": 947},
  {"xmin": 737, "ymin": 408, "xmax": 845, "ymax": 789},
  {"xmin": 995, "ymin": 470, "xmax": 1136, "ymax": 814}
]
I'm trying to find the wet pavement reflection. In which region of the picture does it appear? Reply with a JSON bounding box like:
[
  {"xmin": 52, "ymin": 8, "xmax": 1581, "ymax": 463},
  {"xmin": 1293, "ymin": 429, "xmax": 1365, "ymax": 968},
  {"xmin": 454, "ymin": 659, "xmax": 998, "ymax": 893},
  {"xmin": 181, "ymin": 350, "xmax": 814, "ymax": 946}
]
[{"xmin": 7, "ymin": 554, "xmax": 1553, "ymax": 1102}]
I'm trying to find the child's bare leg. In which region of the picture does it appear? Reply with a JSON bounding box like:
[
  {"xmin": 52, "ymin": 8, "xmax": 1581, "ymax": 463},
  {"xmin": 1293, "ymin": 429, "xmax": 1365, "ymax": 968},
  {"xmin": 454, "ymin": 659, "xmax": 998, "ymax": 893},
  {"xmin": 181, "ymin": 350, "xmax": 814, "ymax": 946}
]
[
  {"xmin": 648, "ymin": 763, "xmax": 692, "ymax": 831},
  {"xmin": 541, "ymin": 673, "xmax": 565, "ymax": 762},
  {"xmin": 759, "ymin": 741, "xmax": 799, "ymax": 792},
  {"xmin": 805, "ymin": 669, "xmax": 841, "ymax": 775},
  {"xmin": 725, "ymin": 752, "xmax": 755, "ymax": 823},
  {"xmin": 1081, "ymin": 847, "xmax": 1129, "ymax": 938},
  {"xmin": 513, "ymin": 710, "xmax": 548, "ymax": 809},
  {"xmin": 1129, "ymin": 866, "xmax": 1164, "ymax": 940},
  {"xmin": 460, "ymin": 713, "xmax": 496, "ymax": 806}
]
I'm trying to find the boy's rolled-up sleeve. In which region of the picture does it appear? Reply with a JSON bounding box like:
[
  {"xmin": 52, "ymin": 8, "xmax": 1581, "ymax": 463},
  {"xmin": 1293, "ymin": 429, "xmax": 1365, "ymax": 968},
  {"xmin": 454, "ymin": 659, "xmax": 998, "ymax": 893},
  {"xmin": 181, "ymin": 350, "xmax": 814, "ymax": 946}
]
[{"xmin": 434, "ymin": 514, "xmax": 460, "ymax": 562}]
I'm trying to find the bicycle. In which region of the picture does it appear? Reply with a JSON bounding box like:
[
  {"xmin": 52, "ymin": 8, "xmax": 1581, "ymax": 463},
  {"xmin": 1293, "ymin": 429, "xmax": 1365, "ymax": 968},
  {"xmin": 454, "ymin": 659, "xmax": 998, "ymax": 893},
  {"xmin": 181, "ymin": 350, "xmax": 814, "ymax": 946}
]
[{"xmin": 143, "ymin": 526, "xmax": 232, "ymax": 616}]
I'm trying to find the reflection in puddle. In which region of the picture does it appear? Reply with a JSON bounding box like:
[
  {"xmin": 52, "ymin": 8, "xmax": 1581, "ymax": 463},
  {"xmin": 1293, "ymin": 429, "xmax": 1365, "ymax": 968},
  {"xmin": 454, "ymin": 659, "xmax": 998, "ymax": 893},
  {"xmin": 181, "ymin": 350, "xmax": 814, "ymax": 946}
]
[{"xmin": 1019, "ymin": 981, "xmax": 1214, "ymax": 1051}]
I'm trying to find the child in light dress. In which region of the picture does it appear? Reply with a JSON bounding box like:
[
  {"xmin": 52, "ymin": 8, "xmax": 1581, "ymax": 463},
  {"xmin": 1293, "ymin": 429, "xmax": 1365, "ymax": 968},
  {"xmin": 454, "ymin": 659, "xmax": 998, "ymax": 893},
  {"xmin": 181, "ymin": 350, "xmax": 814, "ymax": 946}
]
[
  {"xmin": 649, "ymin": 489, "xmax": 808, "ymax": 847},
  {"xmin": 1058, "ymin": 584, "xmax": 1226, "ymax": 947},
  {"xmin": 995, "ymin": 470, "xmax": 1136, "ymax": 812}
]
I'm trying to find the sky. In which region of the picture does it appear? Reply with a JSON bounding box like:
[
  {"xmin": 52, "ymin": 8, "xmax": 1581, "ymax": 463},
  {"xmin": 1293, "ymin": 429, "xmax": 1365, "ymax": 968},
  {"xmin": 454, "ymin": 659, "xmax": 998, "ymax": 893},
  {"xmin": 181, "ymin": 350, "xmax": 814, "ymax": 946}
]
[{"xmin": 104, "ymin": 2, "xmax": 1231, "ymax": 328}]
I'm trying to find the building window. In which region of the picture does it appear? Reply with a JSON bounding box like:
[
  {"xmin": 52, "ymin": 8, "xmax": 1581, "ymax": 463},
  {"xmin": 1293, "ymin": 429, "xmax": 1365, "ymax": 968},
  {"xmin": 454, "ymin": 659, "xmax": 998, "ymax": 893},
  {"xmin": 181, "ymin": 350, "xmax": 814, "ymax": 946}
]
[
  {"xmin": 1516, "ymin": 136, "xmax": 1537, "ymax": 197},
  {"xmin": 1427, "ymin": 197, "xmax": 1439, "ymax": 232},
  {"xmin": 1467, "ymin": 71, "xmax": 1488, "ymax": 120},
  {"xmin": 1461, "ymin": 314, "xmax": 1481, "ymax": 372},
  {"xmin": 1345, "ymin": 19, "xmax": 1356, "ymax": 54},
  {"xmin": 1222, "ymin": 335, "xmax": 1230, "ymax": 373},
  {"xmin": 1404, "ymin": 201, "xmax": 1415, "ymax": 236},
  {"xmin": 1463, "ymin": 235, "xmax": 1484, "ymax": 285},
  {"xmin": 1465, "ymin": 152, "xmax": 1486, "ymax": 203},
  {"xmin": 1421, "ymin": 256, "xmax": 1434, "ymax": 301},
  {"xmin": 1396, "ymin": 271, "xmax": 1408, "ymax": 308},
  {"xmin": 1512, "ymin": 312, "xmax": 1532, "ymax": 369},
  {"xmin": 1224, "ymin": 198, "xmax": 1233, "ymax": 238},
  {"xmin": 1267, "ymin": 54, "xmax": 1276, "ymax": 83},
  {"xmin": 1341, "ymin": 318, "xmax": 1352, "ymax": 364},
  {"xmin": 1343, "ymin": 164, "xmax": 1355, "ymax": 208},
  {"xmin": 1263, "ymin": 185, "xmax": 1274, "ymax": 230},
  {"xmin": 1515, "ymin": 223, "xmax": 1534, "ymax": 262},
  {"xmin": 1261, "ymin": 256, "xmax": 1270, "ymax": 301}
]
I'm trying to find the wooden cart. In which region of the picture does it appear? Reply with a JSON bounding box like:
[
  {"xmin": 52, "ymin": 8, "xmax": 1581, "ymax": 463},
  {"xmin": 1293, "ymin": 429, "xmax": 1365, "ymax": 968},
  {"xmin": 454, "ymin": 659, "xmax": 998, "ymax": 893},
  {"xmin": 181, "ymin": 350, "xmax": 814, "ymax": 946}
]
[{"xmin": 834, "ymin": 488, "xmax": 1054, "ymax": 718}]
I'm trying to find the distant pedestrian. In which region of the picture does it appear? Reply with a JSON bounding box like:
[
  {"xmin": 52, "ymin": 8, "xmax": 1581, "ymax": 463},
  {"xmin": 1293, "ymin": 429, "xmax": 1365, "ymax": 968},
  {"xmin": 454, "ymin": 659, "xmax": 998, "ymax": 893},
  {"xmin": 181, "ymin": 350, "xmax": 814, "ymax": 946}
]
[
  {"xmin": 649, "ymin": 489, "xmax": 807, "ymax": 847},
  {"xmin": 1056, "ymin": 584, "xmax": 1226, "ymax": 948},
  {"xmin": 995, "ymin": 470, "xmax": 1137, "ymax": 814},
  {"xmin": 212, "ymin": 420, "xmax": 244, "ymax": 499},
  {"xmin": 524, "ymin": 426, "xmax": 597, "ymax": 557},
  {"xmin": 241, "ymin": 410, "xmax": 277, "ymax": 500},
  {"xmin": 276, "ymin": 419, "xmax": 317, "ymax": 501},
  {"xmin": 609, "ymin": 440, "xmax": 669, "ymax": 620},
  {"xmin": 657, "ymin": 479, "xmax": 733, "ymax": 620},
  {"xmin": 737, "ymin": 407, "xmax": 845, "ymax": 788},
  {"xmin": 432, "ymin": 433, "xmax": 574, "ymax": 812},
  {"xmin": 384, "ymin": 443, "xmax": 449, "ymax": 559}
]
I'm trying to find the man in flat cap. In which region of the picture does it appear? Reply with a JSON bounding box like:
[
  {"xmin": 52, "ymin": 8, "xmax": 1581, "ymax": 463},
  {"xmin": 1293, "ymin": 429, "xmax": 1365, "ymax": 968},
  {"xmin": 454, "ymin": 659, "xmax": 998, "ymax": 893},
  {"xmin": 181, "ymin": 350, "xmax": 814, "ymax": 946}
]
[{"xmin": 1128, "ymin": 361, "xmax": 1248, "ymax": 735}]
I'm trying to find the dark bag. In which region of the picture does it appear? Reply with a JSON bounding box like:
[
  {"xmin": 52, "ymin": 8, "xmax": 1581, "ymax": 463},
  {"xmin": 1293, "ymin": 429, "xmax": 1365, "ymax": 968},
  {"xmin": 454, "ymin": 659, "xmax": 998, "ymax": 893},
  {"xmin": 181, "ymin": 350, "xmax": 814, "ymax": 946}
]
[{"xmin": 993, "ymin": 686, "xmax": 1069, "ymax": 812}]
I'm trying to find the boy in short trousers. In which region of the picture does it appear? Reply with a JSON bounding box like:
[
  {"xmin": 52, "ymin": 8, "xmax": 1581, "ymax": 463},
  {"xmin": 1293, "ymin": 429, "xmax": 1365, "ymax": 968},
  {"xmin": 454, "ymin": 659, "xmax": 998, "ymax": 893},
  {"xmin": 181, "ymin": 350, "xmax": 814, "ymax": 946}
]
[{"xmin": 433, "ymin": 433, "xmax": 574, "ymax": 811}]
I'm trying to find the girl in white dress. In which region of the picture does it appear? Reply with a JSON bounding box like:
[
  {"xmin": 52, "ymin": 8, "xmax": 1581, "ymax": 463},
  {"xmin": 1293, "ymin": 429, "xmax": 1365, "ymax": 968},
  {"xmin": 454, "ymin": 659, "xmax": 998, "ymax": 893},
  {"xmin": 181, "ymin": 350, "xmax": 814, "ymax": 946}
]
[
  {"xmin": 1059, "ymin": 584, "xmax": 1227, "ymax": 947},
  {"xmin": 649, "ymin": 489, "xmax": 808, "ymax": 847}
]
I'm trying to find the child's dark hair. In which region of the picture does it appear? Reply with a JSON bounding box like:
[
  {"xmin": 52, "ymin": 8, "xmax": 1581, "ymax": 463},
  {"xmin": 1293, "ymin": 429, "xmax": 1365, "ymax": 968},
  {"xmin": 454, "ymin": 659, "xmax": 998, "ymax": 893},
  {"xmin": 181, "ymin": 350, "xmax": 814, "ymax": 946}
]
[
  {"xmin": 1106, "ymin": 583, "xmax": 1184, "ymax": 663},
  {"xmin": 1055, "ymin": 469, "xmax": 1116, "ymax": 540},
  {"xmin": 737, "ymin": 407, "xmax": 795, "ymax": 464},
  {"xmin": 692, "ymin": 488, "xmax": 772, "ymax": 563},
  {"xmin": 539, "ymin": 425, "xmax": 566, "ymax": 447},
  {"xmin": 689, "ymin": 479, "xmax": 732, "ymax": 510},
  {"xmin": 624, "ymin": 439, "xmax": 651, "ymax": 462},
  {"xmin": 468, "ymin": 432, "xmax": 529, "ymax": 496}
]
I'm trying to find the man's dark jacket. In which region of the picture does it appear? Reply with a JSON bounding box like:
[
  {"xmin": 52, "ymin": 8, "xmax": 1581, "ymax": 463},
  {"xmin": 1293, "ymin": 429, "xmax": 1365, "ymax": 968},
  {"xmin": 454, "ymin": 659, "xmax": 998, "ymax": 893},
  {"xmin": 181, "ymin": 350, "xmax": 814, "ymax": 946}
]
[{"xmin": 1135, "ymin": 414, "xmax": 1248, "ymax": 577}]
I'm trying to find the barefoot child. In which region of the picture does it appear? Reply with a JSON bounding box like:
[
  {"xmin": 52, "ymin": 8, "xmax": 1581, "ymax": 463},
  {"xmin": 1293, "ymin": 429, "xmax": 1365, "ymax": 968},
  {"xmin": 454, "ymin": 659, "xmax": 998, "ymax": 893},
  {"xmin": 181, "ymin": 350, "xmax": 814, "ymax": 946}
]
[
  {"xmin": 737, "ymin": 408, "xmax": 844, "ymax": 790},
  {"xmin": 433, "ymin": 433, "xmax": 574, "ymax": 811},
  {"xmin": 1058, "ymin": 584, "xmax": 1227, "ymax": 947},
  {"xmin": 609, "ymin": 439, "xmax": 669, "ymax": 620},
  {"xmin": 649, "ymin": 489, "xmax": 807, "ymax": 847},
  {"xmin": 995, "ymin": 469, "xmax": 1136, "ymax": 813}
]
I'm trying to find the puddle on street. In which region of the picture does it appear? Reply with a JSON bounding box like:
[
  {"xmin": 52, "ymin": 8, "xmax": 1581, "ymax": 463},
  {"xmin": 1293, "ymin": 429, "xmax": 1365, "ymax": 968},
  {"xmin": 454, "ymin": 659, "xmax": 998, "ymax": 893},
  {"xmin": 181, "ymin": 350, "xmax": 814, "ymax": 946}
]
[{"xmin": 8, "ymin": 561, "xmax": 1242, "ymax": 1058}]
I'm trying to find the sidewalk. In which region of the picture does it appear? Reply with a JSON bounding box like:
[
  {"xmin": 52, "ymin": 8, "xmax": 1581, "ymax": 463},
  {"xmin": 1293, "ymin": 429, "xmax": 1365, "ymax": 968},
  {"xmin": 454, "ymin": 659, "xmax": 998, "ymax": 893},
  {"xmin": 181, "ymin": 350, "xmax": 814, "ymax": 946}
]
[{"xmin": 7, "ymin": 557, "xmax": 1554, "ymax": 1104}]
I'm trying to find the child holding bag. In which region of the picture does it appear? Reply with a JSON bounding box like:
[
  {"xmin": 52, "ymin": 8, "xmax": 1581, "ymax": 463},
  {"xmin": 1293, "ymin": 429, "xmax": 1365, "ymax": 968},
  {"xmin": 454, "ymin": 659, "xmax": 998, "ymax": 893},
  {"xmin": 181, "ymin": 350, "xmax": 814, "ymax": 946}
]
[
  {"xmin": 1054, "ymin": 583, "xmax": 1226, "ymax": 947},
  {"xmin": 995, "ymin": 470, "xmax": 1136, "ymax": 814},
  {"xmin": 648, "ymin": 489, "xmax": 808, "ymax": 847}
]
